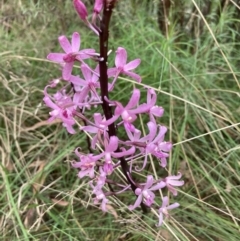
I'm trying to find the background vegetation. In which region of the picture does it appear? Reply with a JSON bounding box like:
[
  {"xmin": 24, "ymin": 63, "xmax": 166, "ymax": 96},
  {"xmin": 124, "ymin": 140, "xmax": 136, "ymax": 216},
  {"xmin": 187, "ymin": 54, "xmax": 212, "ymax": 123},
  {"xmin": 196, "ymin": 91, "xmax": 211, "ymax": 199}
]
[{"xmin": 0, "ymin": 0, "xmax": 239, "ymax": 240}]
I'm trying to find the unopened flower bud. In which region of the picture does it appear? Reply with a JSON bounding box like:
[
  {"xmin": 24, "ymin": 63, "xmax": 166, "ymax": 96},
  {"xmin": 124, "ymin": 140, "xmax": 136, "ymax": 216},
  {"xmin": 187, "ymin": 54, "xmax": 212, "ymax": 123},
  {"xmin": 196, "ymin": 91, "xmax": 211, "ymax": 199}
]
[
  {"xmin": 73, "ymin": 0, "xmax": 88, "ymax": 20},
  {"xmin": 94, "ymin": 0, "xmax": 103, "ymax": 14}
]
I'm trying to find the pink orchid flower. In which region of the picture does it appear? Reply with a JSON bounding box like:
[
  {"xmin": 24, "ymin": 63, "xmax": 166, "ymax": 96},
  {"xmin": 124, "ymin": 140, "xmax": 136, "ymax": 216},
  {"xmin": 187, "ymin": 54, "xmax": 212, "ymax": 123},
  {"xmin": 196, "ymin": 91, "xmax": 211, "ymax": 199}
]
[
  {"xmin": 43, "ymin": 87, "xmax": 76, "ymax": 134},
  {"xmin": 102, "ymin": 89, "xmax": 150, "ymax": 131},
  {"xmin": 146, "ymin": 88, "xmax": 164, "ymax": 123},
  {"xmin": 93, "ymin": 189, "xmax": 108, "ymax": 212},
  {"xmin": 47, "ymin": 32, "xmax": 95, "ymax": 80},
  {"xmin": 99, "ymin": 136, "xmax": 135, "ymax": 174},
  {"xmin": 75, "ymin": 136, "xmax": 135, "ymax": 175},
  {"xmin": 70, "ymin": 64, "xmax": 100, "ymax": 101},
  {"xmin": 108, "ymin": 47, "xmax": 141, "ymax": 90},
  {"xmin": 126, "ymin": 122, "xmax": 172, "ymax": 170},
  {"xmin": 157, "ymin": 196, "xmax": 180, "ymax": 226},
  {"xmin": 129, "ymin": 175, "xmax": 165, "ymax": 210},
  {"xmin": 72, "ymin": 150, "xmax": 97, "ymax": 178},
  {"xmin": 80, "ymin": 113, "xmax": 108, "ymax": 149},
  {"xmin": 159, "ymin": 172, "xmax": 184, "ymax": 196}
]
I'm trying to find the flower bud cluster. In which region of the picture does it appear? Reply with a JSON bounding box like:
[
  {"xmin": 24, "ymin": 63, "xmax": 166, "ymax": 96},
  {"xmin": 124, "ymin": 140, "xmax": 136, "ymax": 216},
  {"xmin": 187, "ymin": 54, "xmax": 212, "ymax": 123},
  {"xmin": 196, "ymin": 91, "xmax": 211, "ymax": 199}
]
[{"xmin": 43, "ymin": 0, "xmax": 184, "ymax": 226}]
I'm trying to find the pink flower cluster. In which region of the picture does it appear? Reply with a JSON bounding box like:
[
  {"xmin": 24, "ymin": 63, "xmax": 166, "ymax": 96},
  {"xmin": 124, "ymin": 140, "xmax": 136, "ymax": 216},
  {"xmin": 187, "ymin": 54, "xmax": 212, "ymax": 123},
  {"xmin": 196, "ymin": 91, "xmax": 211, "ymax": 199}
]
[{"xmin": 43, "ymin": 0, "xmax": 184, "ymax": 227}]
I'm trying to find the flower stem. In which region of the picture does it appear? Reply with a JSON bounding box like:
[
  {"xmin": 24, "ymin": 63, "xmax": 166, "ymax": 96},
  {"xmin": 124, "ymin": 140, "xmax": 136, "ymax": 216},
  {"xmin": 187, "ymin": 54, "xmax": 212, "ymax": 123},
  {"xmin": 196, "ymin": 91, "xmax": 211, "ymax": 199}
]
[{"xmin": 98, "ymin": 0, "xmax": 147, "ymax": 213}]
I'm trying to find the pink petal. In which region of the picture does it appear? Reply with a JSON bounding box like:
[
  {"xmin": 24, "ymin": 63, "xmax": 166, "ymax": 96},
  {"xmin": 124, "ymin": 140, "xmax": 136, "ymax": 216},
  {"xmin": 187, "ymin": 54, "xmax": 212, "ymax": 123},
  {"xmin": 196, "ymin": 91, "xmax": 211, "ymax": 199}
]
[
  {"xmin": 114, "ymin": 103, "xmax": 124, "ymax": 115},
  {"xmin": 133, "ymin": 129, "xmax": 141, "ymax": 140},
  {"xmin": 61, "ymin": 115, "xmax": 75, "ymax": 125},
  {"xmin": 113, "ymin": 146, "xmax": 135, "ymax": 158},
  {"xmin": 74, "ymin": 147, "xmax": 82, "ymax": 157},
  {"xmin": 101, "ymin": 115, "xmax": 119, "ymax": 126},
  {"xmin": 101, "ymin": 197, "xmax": 108, "ymax": 212},
  {"xmin": 91, "ymin": 152, "xmax": 105, "ymax": 162},
  {"xmin": 58, "ymin": 35, "xmax": 72, "ymax": 53},
  {"xmin": 160, "ymin": 157, "xmax": 167, "ymax": 167},
  {"xmin": 93, "ymin": 113, "xmax": 102, "ymax": 124},
  {"xmin": 129, "ymin": 194, "xmax": 143, "ymax": 210},
  {"xmin": 47, "ymin": 53, "xmax": 65, "ymax": 62},
  {"xmin": 91, "ymin": 135, "xmax": 98, "ymax": 149},
  {"xmin": 143, "ymin": 122, "xmax": 157, "ymax": 142},
  {"xmin": 107, "ymin": 67, "xmax": 118, "ymax": 78},
  {"xmin": 43, "ymin": 96, "xmax": 58, "ymax": 110},
  {"xmin": 147, "ymin": 88, "xmax": 156, "ymax": 104},
  {"xmin": 130, "ymin": 103, "xmax": 150, "ymax": 114},
  {"xmin": 81, "ymin": 64, "xmax": 92, "ymax": 81},
  {"xmin": 167, "ymin": 172, "xmax": 182, "ymax": 180},
  {"xmin": 71, "ymin": 32, "xmax": 81, "ymax": 52},
  {"xmin": 115, "ymin": 47, "xmax": 127, "ymax": 67},
  {"xmin": 78, "ymin": 170, "xmax": 90, "ymax": 178},
  {"xmin": 89, "ymin": 169, "xmax": 95, "ymax": 178},
  {"xmin": 73, "ymin": 88, "xmax": 88, "ymax": 106},
  {"xmin": 124, "ymin": 59, "xmax": 141, "ymax": 71},
  {"xmin": 71, "ymin": 161, "xmax": 82, "ymax": 168},
  {"xmin": 107, "ymin": 71, "xmax": 120, "ymax": 91},
  {"xmin": 168, "ymin": 180, "xmax": 184, "ymax": 186},
  {"xmin": 150, "ymin": 181, "xmax": 166, "ymax": 191},
  {"xmin": 64, "ymin": 123, "xmax": 76, "ymax": 134},
  {"xmin": 69, "ymin": 75, "xmax": 87, "ymax": 86},
  {"xmin": 81, "ymin": 126, "xmax": 98, "ymax": 133},
  {"xmin": 151, "ymin": 106, "xmax": 164, "ymax": 117},
  {"xmin": 157, "ymin": 213, "xmax": 163, "ymax": 227},
  {"xmin": 62, "ymin": 62, "xmax": 74, "ymax": 80},
  {"xmin": 77, "ymin": 49, "xmax": 96, "ymax": 59},
  {"xmin": 135, "ymin": 188, "xmax": 142, "ymax": 195},
  {"xmin": 106, "ymin": 136, "xmax": 118, "ymax": 152},
  {"xmin": 166, "ymin": 203, "xmax": 180, "ymax": 210},
  {"xmin": 126, "ymin": 128, "xmax": 134, "ymax": 140},
  {"xmin": 135, "ymin": 154, "xmax": 148, "ymax": 172},
  {"xmin": 125, "ymin": 89, "xmax": 140, "ymax": 109},
  {"xmin": 144, "ymin": 175, "xmax": 154, "ymax": 190},
  {"xmin": 92, "ymin": 65, "xmax": 100, "ymax": 82},
  {"xmin": 159, "ymin": 142, "xmax": 172, "ymax": 152},
  {"xmin": 154, "ymin": 125, "xmax": 167, "ymax": 143},
  {"xmin": 144, "ymin": 190, "xmax": 155, "ymax": 206},
  {"xmin": 124, "ymin": 71, "xmax": 142, "ymax": 82},
  {"xmin": 161, "ymin": 196, "xmax": 169, "ymax": 208},
  {"xmin": 103, "ymin": 162, "xmax": 113, "ymax": 174}
]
